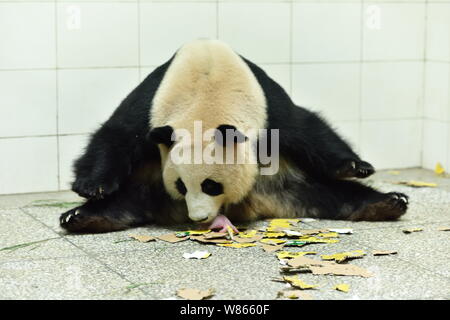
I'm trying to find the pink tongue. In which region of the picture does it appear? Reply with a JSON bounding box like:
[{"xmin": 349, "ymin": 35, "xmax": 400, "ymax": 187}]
[{"xmin": 206, "ymin": 215, "xmax": 238, "ymax": 233}]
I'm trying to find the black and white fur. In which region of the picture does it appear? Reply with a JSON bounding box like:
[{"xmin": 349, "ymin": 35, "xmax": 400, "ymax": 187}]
[{"xmin": 60, "ymin": 40, "xmax": 408, "ymax": 233}]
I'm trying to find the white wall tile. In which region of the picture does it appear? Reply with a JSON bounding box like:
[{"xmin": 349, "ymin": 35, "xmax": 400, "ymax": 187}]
[
  {"xmin": 361, "ymin": 62, "xmax": 423, "ymax": 120},
  {"xmin": 140, "ymin": 3, "xmax": 217, "ymax": 66},
  {"xmin": 333, "ymin": 121, "xmax": 360, "ymax": 153},
  {"xmin": 58, "ymin": 134, "xmax": 89, "ymax": 190},
  {"xmin": 0, "ymin": 137, "xmax": 58, "ymax": 194},
  {"xmin": 362, "ymin": 3, "xmax": 425, "ymax": 61},
  {"xmin": 259, "ymin": 64, "xmax": 291, "ymax": 95},
  {"xmin": 292, "ymin": 3, "xmax": 361, "ymax": 62},
  {"xmin": 361, "ymin": 119, "xmax": 422, "ymax": 169},
  {"xmin": 0, "ymin": 70, "xmax": 57, "ymax": 137},
  {"xmin": 218, "ymin": 2, "xmax": 290, "ymax": 63},
  {"xmin": 140, "ymin": 67, "xmax": 156, "ymax": 82},
  {"xmin": 426, "ymin": 4, "xmax": 450, "ymax": 62},
  {"xmin": 424, "ymin": 62, "xmax": 450, "ymax": 121},
  {"xmin": 0, "ymin": 3, "xmax": 55, "ymax": 69},
  {"xmin": 291, "ymin": 63, "xmax": 360, "ymax": 122},
  {"xmin": 58, "ymin": 68, "xmax": 139, "ymax": 135},
  {"xmin": 57, "ymin": 3, "xmax": 138, "ymax": 68},
  {"xmin": 422, "ymin": 120, "xmax": 448, "ymax": 170}
]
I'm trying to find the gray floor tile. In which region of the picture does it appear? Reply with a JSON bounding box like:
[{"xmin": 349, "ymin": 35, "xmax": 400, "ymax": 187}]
[
  {"xmin": 0, "ymin": 209, "xmax": 82, "ymax": 262},
  {"xmin": 0, "ymin": 256, "xmax": 134, "ymax": 299}
]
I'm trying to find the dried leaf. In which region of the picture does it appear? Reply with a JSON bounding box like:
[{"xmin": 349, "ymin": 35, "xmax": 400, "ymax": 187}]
[
  {"xmin": 182, "ymin": 251, "xmax": 211, "ymax": 260},
  {"xmin": 435, "ymin": 162, "xmax": 445, "ymax": 175},
  {"xmin": 372, "ymin": 250, "xmax": 398, "ymax": 256},
  {"xmin": 437, "ymin": 227, "xmax": 450, "ymax": 232},
  {"xmin": 234, "ymin": 235, "xmax": 263, "ymax": 243},
  {"xmin": 176, "ymin": 288, "xmax": 214, "ymax": 300},
  {"xmin": 157, "ymin": 233, "xmax": 189, "ymax": 243},
  {"xmin": 190, "ymin": 235, "xmax": 232, "ymax": 244},
  {"xmin": 278, "ymin": 290, "xmax": 314, "ymax": 300},
  {"xmin": 321, "ymin": 250, "xmax": 366, "ymax": 263},
  {"xmin": 298, "ymin": 236, "xmax": 339, "ymax": 244},
  {"xmin": 129, "ymin": 234, "xmax": 155, "ymax": 243},
  {"xmin": 310, "ymin": 263, "xmax": 373, "ymax": 278},
  {"xmin": 176, "ymin": 230, "xmax": 210, "ymax": 237},
  {"xmin": 394, "ymin": 180, "xmax": 437, "ymax": 188},
  {"xmin": 216, "ymin": 243, "xmax": 256, "ymax": 248},
  {"xmin": 263, "ymin": 232, "xmax": 286, "ymax": 238},
  {"xmin": 260, "ymin": 238, "xmax": 286, "ymax": 245},
  {"xmin": 237, "ymin": 230, "xmax": 258, "ymax": 238},
  {"xmin": 277, "ymin": 251, "xmax": 316, "ymax": 260},
  {"xmin": 402, "ymin": 228, "xmax": 423, "ymax": 234},
  {"xmin": 333, "ymin": 283, "xmax": 350, "ymax": 293},
  {"xmin": 317, "ymin": 232, "xmax": 339, "ymax": 238},
  {"xmin": 203, "ymin": 232, "xmax": 228, "ymax": 239},
  {"xmin": 283, "ymin": 276, "xmax": 317, "ymax": 290}
]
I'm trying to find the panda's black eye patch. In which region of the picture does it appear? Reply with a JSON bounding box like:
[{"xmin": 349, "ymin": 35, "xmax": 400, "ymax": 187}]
[
  {"xmin": 201, "ymin": 179, "xmax": 223, "ymax": 196},
  {"xmin": 175, "ymin": 178, "xmax": 187, "ymax": 196}
]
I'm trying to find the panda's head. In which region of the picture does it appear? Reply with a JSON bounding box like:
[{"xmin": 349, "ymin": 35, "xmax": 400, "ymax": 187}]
[{"xmin": 149, "ymin": 124, "xmax": 258, "ymax": 223}]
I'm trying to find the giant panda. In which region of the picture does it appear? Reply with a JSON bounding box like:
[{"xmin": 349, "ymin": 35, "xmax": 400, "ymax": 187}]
[{"xmin": 60, "ymin": 39, "xmax": 408, "ymax": 233}]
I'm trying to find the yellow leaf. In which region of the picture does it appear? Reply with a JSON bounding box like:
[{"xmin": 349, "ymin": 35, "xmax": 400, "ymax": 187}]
[
  {"xmin": 396, "ymin": 180, "xmax": 437, "ymax": 188},
  {"xmin": 264, "ymin": 232, "xmax": 286, "ymax": 238},
  {"xmin": 260, "ymin": 238, "xmax": 286, "ymax": 245},
  {"xmin": 321, "ymin": 250, "xmax": 366, "ymax": 263},
  {"xmin": 317, "ymin": 232, "xmax": 339, "ymax": 238},
  {"xmin": 333, "ymin": 283, "xmax": 350, "ymax": 293},
  {"xmin": 277, "ymin": 251, "xmax": 316, "ymax": 259},
  {"xmin": 283, "ymin": 276, "xmax": 317, "ymax": 290},
  {"xmin": 238, "ymin": 230, "xmax": 258, "ymax": 238},
  {"xmin": 435, "ymin": 162, "xmax": 445, "ymax": 175},
  {"xmin": 298, "ymin": 236, "xmax": 339, "ymax": 244}
]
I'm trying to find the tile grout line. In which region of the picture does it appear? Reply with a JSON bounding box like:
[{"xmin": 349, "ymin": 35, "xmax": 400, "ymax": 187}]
[
  {"xmin": 54, "ymin": 0, "xmax": 61, "ymax": 191},
  {"xmin": 420, "ymin": 0, "xmax": 429, "ymax": 169},
  {"xmin": 358, "ymin": 1, "xmax": 364, "ymax": 153}
]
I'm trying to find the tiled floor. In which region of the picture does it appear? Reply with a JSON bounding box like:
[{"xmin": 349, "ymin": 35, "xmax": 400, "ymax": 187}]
[{"xmin": 0, "ymin": 169, "xmax": 449, "ymax": 300}]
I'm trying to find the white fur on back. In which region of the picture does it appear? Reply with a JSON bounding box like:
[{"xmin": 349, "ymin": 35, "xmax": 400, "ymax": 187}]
[{"xmin": 150, "ymin": 39, "xmax": 267, "ymax": 133}]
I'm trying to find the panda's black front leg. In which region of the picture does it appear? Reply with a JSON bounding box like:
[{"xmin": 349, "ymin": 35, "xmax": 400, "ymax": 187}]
[{"xmin": 71, "ymin": 125, "xmax": 139, "ymax": 200}]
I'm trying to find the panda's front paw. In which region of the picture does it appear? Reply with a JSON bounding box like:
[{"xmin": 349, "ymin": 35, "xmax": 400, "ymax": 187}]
[
  {"xmin": 60, "ymin": 207, "xmax": 84, "ymax": 232},
  {"xmin": 335, "ymin": 160, "xmax": 375, "ymax": 179},
  {"xmin": 72, "ymin": 177, "xmax": 119, "ymax": 200}
]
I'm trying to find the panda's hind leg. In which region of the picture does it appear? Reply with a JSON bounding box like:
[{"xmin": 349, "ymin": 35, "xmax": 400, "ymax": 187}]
[{"xmin": 326, "ymin": 180, "xmax": 409, "ymax": 221}]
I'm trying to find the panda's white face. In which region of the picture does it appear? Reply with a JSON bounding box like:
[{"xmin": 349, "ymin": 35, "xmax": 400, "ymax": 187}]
[{"xmin": 160, "ymin": 140, "xmax": 258, "ymax": 223}]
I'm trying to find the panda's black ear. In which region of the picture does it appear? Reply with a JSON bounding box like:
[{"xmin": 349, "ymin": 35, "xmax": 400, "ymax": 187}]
[
  {"xmin": 147, "ymin": 125, "xmax": 175, "ymax": 147},
  {"xmin": 215, "ymin": 124, "xmax": 248, "ymax": 146}
]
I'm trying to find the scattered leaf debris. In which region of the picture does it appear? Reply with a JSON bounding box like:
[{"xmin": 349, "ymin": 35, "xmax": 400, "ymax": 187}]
[
  {"xmin": 437, "ymin": 227, "xmax": 450, "ymax": 232},
  {"xmin": 176, "ymin": 288, "xmax": 215, "ymax": 300},
  {"xmin": 124, "ymin": 219, "xmax": 380, "ymax": 298}
]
